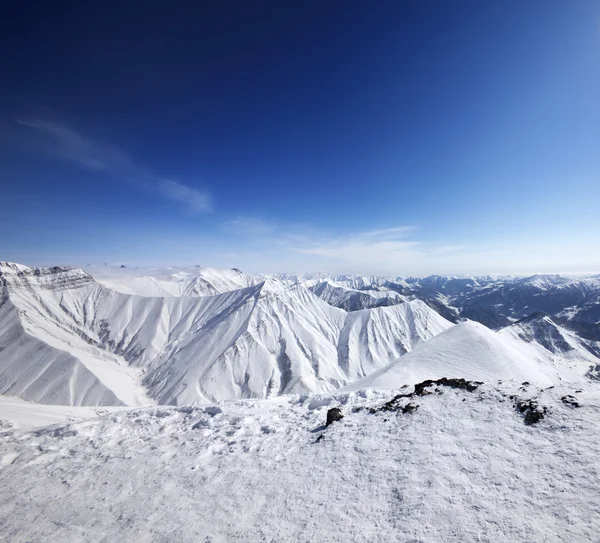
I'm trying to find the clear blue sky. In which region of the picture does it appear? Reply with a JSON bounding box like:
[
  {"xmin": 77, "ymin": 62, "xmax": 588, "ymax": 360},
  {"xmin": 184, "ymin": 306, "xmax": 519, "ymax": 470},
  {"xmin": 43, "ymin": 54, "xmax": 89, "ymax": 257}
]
[{"xmin": 1, "ymin": 1, "xmax": 599, "ymax": 275}]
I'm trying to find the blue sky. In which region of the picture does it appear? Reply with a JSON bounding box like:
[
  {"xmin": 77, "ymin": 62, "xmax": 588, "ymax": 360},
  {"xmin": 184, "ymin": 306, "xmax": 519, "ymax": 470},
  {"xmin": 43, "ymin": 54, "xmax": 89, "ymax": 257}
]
[{"xmin": 1, "ymin": 1, "xmax": 599, "ymax": 275}]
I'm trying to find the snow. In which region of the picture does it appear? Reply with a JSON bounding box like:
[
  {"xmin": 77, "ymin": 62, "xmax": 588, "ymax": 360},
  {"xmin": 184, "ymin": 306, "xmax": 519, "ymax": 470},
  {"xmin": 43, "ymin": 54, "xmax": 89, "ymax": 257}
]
[
  {"xmin": 0, "ymin": 396, "xmax": 124, "ymax": 430},
  {"xmin": 501, "ymin": 315, "xmax": 600, "ymax": 369},
  {"xmin": 2, "ymin": 262, "xmax": 600, "ymax": 540},
  {"xmin": 88, "ymin": 264, "xmax": 255, "ymax": 297},
  {"xmin": 309, "ymin": 279, "xmax": 406, "ymax": 310},
  {"xmin": 1, "ymin": 381, "xmax": 599, "ymax": 541},
  {"xmin": 344, "ymin": 321, "xmax": 582, "ymax": 392},
  {"xmin": 0, "ymin": 263, "xmax": 453, "ymax": 406}
]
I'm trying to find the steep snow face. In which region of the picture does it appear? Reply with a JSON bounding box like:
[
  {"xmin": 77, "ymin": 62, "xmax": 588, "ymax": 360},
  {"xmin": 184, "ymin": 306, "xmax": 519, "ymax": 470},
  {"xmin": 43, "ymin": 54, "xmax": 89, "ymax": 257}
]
[
  {"xmin": 344, "ymin": 321, "xmax": 582, "ymax": 391},
  {"xmin": 0, "ymin": 265, "xmax": 154, "ymax": 406},
  {"xmin": 142, "ymin": 283, "xmax": 452, "ymax": 404},
  {"xmin": 0, "ymin": 263, "xmax": 453, "ymax": 406},
  {"xmin": 309, "ymin": 279, "xmax": 405, "ymax": 311},
  {"xmin": 0, "ymin": 291, "xmax": 123, "ymax": 406},
  {"xmin": 500, "ymin": 314, "xmax": 600, "ymax": 365},
  {"xmin": 89, "ymin": 265, "xmax": 255, "ymax": 297},
  {"xmin": 140, "ymin": 281, "xmax": 348, "ymax": 404},
  {"xmin": 0, "ymin": 262, "xmax": 94, "ymax": 291},
  {"xmin": 338, "ymin": 301, "xmax": 451, "ymax": 382}
]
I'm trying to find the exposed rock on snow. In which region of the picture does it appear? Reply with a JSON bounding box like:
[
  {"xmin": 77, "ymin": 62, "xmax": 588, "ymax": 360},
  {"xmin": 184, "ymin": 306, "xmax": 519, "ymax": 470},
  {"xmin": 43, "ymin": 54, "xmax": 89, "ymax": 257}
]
[
  {"xmin": 515, "ymin": 398, "xmax": 548, "ymax": 425},
  {"xmin": 561, "ymin": 394, "xmax": 580, "ymax": 408},
  {"xmin": 371, "ymin": 377, "xmax": 482, "ymax": 413},
  {"xmin": 325, "ymin": 407, "xmax": 344, "ymax": 427}
]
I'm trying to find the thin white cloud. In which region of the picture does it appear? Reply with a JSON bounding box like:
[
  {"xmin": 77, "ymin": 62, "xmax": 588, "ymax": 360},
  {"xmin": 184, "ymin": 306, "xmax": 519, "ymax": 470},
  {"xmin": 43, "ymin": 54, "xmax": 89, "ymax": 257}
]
[
  {"xmin": 357, "ymin": 226, "xmax": 417, "ymax": 240},
  {"xmin": 160, "ymin": 180, "xmax": 212, "ymax": 214},
  {"xmin": 292, "ymin": 228, "xmax": 423, "ymax": 274},
  {"xmin": 428, "ymin": 245, "xmax": 466, "ymax": 255},
  {"xmin": 222, "ymin": 217, "xmax": 277, "ymax": 237},
  {"xmin": 15, "ymin": 119, "xmax": 212, "ymax": 213}
]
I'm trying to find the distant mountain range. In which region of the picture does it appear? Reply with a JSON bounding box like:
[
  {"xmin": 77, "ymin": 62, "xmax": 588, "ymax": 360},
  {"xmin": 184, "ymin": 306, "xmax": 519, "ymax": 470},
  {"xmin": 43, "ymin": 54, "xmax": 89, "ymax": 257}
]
[{"xmin": 1, "ymin": 262, "xmax": 599, "ymax": 407}]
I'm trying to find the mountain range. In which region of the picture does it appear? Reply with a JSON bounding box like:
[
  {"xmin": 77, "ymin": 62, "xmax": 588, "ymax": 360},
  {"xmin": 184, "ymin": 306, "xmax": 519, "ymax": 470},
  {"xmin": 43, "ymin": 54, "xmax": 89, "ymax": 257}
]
[{"xmin": 1, "ymin": 262, "xmax": 599, "ymax": 408}]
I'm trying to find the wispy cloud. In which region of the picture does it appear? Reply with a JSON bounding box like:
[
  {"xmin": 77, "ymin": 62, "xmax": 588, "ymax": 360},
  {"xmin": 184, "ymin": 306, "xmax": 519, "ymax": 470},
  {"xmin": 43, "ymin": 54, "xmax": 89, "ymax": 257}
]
[
  {"xmin": 222, "ymin": 217, "xmax": 277, "ymax": 237},
  {"xmin": 159, "ymin": 180, "xmax": 212, "ymax": 214},
  {"xmin": 292, "ymin": 227, "xmax": 423, "ymax": 273},
  {"xmin": 206, "ymin": 219, "xmax": 433, "ymax": 274},
  {"xmin": 356, "ymin": 226, "xmax": 417, "ymax": 240},
  {"xmin": 15, "ymin": 119, "xmax": 212, "ymax": 213}
]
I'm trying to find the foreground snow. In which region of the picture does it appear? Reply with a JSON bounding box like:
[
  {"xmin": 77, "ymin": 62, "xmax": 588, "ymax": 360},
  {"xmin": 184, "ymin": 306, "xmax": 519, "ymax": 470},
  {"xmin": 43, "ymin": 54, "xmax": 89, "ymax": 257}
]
[
  {"xmin": 1, "ymin": 380, "xmax": 599, "ymax": 542},
  {"xmin": 0, "ymin": 396, "xmax": 124, "ymax": 430}
]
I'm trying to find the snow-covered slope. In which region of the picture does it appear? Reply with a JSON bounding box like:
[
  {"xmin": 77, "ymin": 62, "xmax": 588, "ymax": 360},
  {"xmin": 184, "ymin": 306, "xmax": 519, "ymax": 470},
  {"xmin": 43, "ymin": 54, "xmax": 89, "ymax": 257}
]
[
  {"xmin": 345, "ymin": 320, "xmax": 584, "ymax": 391},
  {"xmin": 338, "ymin": 300, "xmax": 450, "ymax": 381},
  {"xmin": 309, "ymin": 279, "xmax": 405, "ymax": 311},
  {"xmin": 501, "ymin": 313, "xmax": 600, "ymax": 361},
  {"xmin": 0, "ymin": 263, "xmax": 453, "ymax": 406},
  {"xmin": 0, "ymin": 291, "xmax": 124, "ymax": 406},
  {"xmin": 1, "ymin": 381, "xmax": 599, "ymax": 542},
  {"xmin": 90, "ymin": 264, "xmax": 255, "ymax": 297},
  {"xmin": 0, "ymin": 395, "xmax": 124, "ymax": 430}
]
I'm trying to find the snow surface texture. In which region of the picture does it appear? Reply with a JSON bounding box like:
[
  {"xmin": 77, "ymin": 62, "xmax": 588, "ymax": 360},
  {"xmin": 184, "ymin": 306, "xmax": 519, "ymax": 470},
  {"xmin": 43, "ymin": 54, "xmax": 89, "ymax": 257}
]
[
  {"xmin": 0, "ymin": 396, "xmax": 124, "ymax": 430},
  {"xmin": 0, "ymin": 263, "xmax": 452, "ymax": 405},
  {"xmin": 1, "ymin": 381, "xmax": 599, "ymax": 542}
]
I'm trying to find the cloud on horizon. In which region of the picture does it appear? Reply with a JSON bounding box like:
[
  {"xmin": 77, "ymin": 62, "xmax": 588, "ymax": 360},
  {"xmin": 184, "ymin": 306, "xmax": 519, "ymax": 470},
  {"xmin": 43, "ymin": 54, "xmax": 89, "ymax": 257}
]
[
  {"xmin": 208, "ymin": 218, "xmax": 473, "ymax": 275},
  {"xmin": 15, "ymin": 119, "xmax": 212, "ymax": 214},
  {"xmin": 198, "ymin": 218, "xmax": 599, "ymax": 276}
]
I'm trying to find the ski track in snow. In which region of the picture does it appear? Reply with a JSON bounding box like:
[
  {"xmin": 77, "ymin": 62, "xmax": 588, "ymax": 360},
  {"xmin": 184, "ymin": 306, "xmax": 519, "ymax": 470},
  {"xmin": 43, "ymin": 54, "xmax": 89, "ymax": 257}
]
[{"xmin": 1, "ymin": 381, "xmax": 600, "ymax": 542}]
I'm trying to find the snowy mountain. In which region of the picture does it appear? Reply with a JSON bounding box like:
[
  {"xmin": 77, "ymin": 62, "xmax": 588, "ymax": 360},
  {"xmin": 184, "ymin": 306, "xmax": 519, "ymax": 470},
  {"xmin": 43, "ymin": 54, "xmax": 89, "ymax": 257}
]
[
  {"xmin": 0, "ymin": 262, "xmax": 452, "ymax": 406},
  {"xmin": 501, "ymin": 313, "xmax": 600, "ymax": 363},
  {"xmin": 296, "ymin": 272, "xmax": 600, "ymax": 344},
  {"xmin": 405, "ymin": 273, "xmax": 600, "ymax": 334},
  {"xmin": 89, "ymin": 264, "xmax": 256, "ymax": 297},
  {"xmin": 345, "ymin": 320, "xmax": 581, "ymax": 391},
  {"xmin": 308, "ymin": 279, "xmax": 406, "ymax": 311}
]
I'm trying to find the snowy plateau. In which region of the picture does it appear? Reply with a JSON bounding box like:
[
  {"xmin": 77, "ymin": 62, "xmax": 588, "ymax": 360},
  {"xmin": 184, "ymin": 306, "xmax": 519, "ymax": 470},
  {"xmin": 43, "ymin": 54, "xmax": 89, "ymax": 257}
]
[{"xmin": 1, "ymin": 262, "xmax": 600, "ymax": 542}]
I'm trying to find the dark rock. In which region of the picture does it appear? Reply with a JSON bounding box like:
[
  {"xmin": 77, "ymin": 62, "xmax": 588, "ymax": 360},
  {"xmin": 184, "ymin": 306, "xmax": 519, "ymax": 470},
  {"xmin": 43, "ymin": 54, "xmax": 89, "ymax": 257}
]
[
  {"xmin": 586, "ymin": 364, "xmax": 600, "ymax": 381},
  {"xmin": 521, "ymin": 381, "xmax": 530, "ymax": 386},
  {"xmin": 315, "ymin": 434, "xmax": 324, "ymax": 443},
  {"xmin": 372, "ymin": 377, "xmax": 482, "ymax": 413},
  {"xmin": 414, "ymin": 377, "xmax": 483, "ymax": 396},
  {"xmin": 326, "ymin": 407, "xmax": 344, "ymax": 427},
  {"xmin": 524, "ymin": 409, "xmax": 545, "ymax": 425},
  {"xmin": 402, "ymin": 403, "xmax": 419, "ymax": 414},
  {"xmin": 377, "ymin": 393, "xmax": 413, "ymax": 412},
  {"xmin": 561, "ymin": 395, "xmax": 580, "ymax": 408},
  {"xmin": 516, "ymin": 398, "xmax": 547, "ymax": 425}
]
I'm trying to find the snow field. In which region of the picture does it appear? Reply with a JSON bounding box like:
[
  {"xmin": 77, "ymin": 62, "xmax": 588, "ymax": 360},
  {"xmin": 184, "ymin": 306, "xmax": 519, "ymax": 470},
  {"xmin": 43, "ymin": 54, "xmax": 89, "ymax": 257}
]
[{"xmin": 1, "ymin": 380, "xmax": 599, "ymax": 542}]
